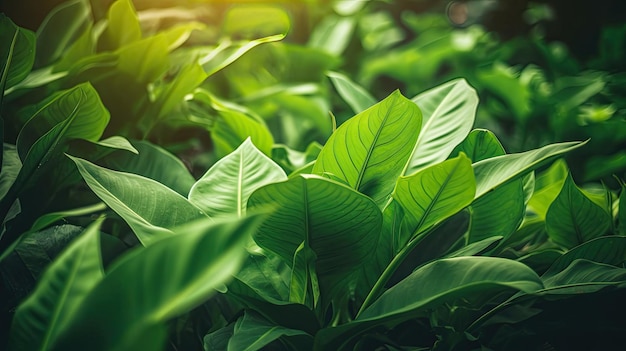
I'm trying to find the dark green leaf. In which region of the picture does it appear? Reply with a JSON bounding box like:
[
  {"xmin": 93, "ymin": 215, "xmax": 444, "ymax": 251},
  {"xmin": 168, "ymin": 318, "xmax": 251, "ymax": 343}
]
[
  {"xmin": 0, "ymin": 14, "xmax": 35, "ymax": 90},
  {"xmin": 228, "ymin": 311, "xmax": 312, "ymax": 351}
]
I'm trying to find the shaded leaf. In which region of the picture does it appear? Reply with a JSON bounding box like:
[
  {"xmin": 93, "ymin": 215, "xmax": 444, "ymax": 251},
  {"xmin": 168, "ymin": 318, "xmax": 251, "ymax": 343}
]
[
  {"xmin": 0, "ymin": 15, "xmax": 35, "ymax": 90},
  {"xmin": 228, "ymin": 311, "xmax": 312, "ymax": 351},
  {"xmin": 543, "ymin": 236, "xmax": 626, "ymax": 277}
]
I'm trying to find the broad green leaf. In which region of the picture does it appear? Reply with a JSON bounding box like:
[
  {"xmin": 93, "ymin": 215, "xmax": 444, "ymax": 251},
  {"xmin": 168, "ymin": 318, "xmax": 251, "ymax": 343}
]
[
  {"xmin": 29, "ymin": 203, "xmax": 107, "ymax": 233},
  {"xmin": 451, "ymin": 129, "xmax": 505, "ymax": 163},
  {"xmin": 313, "ymin": 90, "xmax": 422, "ymax": 207},
  {"xmin": 445, "ymin": 236, "xmax": 503, "ymax": 258},
  {"xmin": 16, "ymin": 83, "xmax": 110, "ymax": 160},
  {"xmin": 228, "ymin": 311, "xmax": 312, "ymax": 351},
  {"xmin": 248, "ymin": 175, "xmax": 382, "ymax": 304},
  {"xmin": 50, "ymin": 214, "xmax": 263, "ymax": 351},
  {"xmin": 231, "ymin": 253, "xmax": 291, "ymax": 304},
  {"xmin": 189, "ymin": 138, "xmax": 287, "ymax": 217},
  {"xmin": 34, "ymin": 0, "xmax": 91, "ymax": 67},
  {"xmin": 316, "ymin": 257, "xmax": 543, "ymax": 350},
  {"xmin": 223, "ymin": 5, "xmax": 290, "ymax": 38},
  {"xmin": 54, "ymin": 21, "xmax": 94, "ymax": 72},
  {"xmin": 0, "ymin": 14, "xmax": 35, "ymax": 90},
  {"xmin": 542, "ymin": 259, "xmax": 626, "ymax": 291},
  {"xmin": 405, "ymin": 79, "xmax": 478, "ymax": 175},
  {"xmin": 545, "ymin": 173, "xmax": 611, "ymax": 248},
  {"xmin": 100, "ymin": 139, "xmax": 194, "ymax": 196},
  {"xmin": 473, "ymin": 141, "xmax": 586, "ymax": 199},
  {"xmin": 308, "ymin": 16, "xmax": 355, "ymax": 56},
  {"xmin": 327, "ymin": 71, "xmax": 376, "ymax": 114},
  {"xmin": 115, "ymin": 34, "xmax": 169, "ymax": 84},
  {"xmin": 9, "ymin": 218, "xmax": 104, "ymax": 351},
  {"xmin": 543, "ymin": 236, "xmax": 626, "ymax": 277},
  {"xmin": 455, "ymin": 129, "xmax": 525, "ymax": 243},
  {"xmin": 98, "ymin": 0, "xmax": 141, "ymax": 51},
  {"xmin": 69, "ymin": 156, "xmax": 207, "ymax": 245},
  {"xmin": 393, "ymin": 153, "xmax": 475, "ymax": 244},
  {"xmin": 289, "ymin": 241, "xmax": 320, "ymax": 308},
  {"xmin": 0, "ymin": 144, "xmax": 21, "ymax": 199},
  {"xmin": 528, "ymin": 159, "xmax": 568, "ymax": 219}
]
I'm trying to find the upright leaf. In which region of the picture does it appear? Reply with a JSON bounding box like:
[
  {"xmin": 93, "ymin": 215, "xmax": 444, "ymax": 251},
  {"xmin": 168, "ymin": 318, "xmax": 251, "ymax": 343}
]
[
  {"xmin": 0, "ymin": 15, "xmax": 35, "ymax": 90},
  {"xmin": 50, "ymin": 215, "xmax": 264, "ymax": 351},
  {"xmin": 248, "ymin": 175, "xmax": 382, "ymax": 305},
  {"xmin": 98, "ymin": 0, "xmax": 141, "ymax": 51},
  {"xmin": 313, "ymin": 90, "xmax": 422, "ymax": 206},
  {"xmin": 473, "ymin": 141, "xmax": 586, "ymax": 199},
  {"xmin": 405, "ymin": 79, "xmax": 477, "ymax": 175},
  {"xmin": 9, "ymin": 218, "xmax": 104, "ymax": 351},
  {"xmin": 393, "ymin": 153, "xmax": 475, "ymax": 244},
  {"xmin": 69, "ymin": 156, "xmax": 207, "ymax": 245},
  {"xmin": 189, "ymin": 138, "xmax": 287, "ymax": 217},
  {"xmin": 527, "ymin": 159, "xmax": 568, "ymax": 219},
  {"xmin": 326, "ymin": 71, "xmax": 376, "ymax": 113},
  {"xmin": 546, "ymin": 173, "xmax": 611, "ymax": 248}
]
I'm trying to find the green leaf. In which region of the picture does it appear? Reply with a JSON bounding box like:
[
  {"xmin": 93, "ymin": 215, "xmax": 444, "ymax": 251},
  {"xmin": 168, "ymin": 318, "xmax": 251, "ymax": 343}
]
[
  {"xmin": 248, "ymin": 175, "xmax": 382, "ymax": 305},
  {"xmin": 115, "ymin": 34, "xmax": 169, "ymax": 85},
  {"xmin": 543, "ymin": 236, "xmax": 626, "ymax": 277},
  {"xmin": 34, "ymin": 0, "xmax": 91, "ymax": 68},
  {"xmin": 228, "ymin": 311, "xmax": 312, "ymax": 351},
  {"xmin": 451, "ymin": 129, "xmax": 505, "ymax": 163},
  {"xmin": 545, "ymin": 173, "xmax": 611, "ymax": 248},
  {"xmin": 317, "ymin": 257, "xmax": 543, "ymax": 350},
  {"xmin": 542, "ymin": 259, "xmax": 626, "ymax": 291},
  {"xmin": 50, "ymin": 214, "xmax": 264, "ymax": 351},
  {"xmin": 619, "ymin": 184, "xmax": 626, "ymax": 236},
  {"xmin": 69, "ymin": 156, "xmax": 207, "ymax": 245},
  {"xmin": 0, "ymin": 144, "xmax": 21, "ymax": 200},
  {"xmin": 100, "ymin": 139, "xmax": 194, "ymax": 196},
  {"xmin": 9, "ymin": 218, "xmax": 104, "ymax": 351},
  {"xmin": 308, "ymin": 16, "xmax": 355, "ymax": 56},
  {"xmin": 405, "ymin": 79, "xmax": 478, "ymax": 175},
  {"xmin": 0, "ymin": 14, "xmax": 35, "ymax": 91},
  {"xmin": 189, "ymin": 138, "xmax": 287, "ymax": 217},
  {"xmin": 473, "ymin": 141, "xmax": 586, "ymax": 199},
  {"xmin": 313, "ymin": 90, "xmax": 422, "ymax": 207},
  {"xmin": 16, "ymin": 82, "xmax": 110, "ymax": 160},
  {"xmin": 98, "ymin": 0, "xmax": 141, "ymax": 51},
  {"xmin": 327, "ymin": 71, "xmax": 376, "ymax": 114},
  {"xmin": 393, "ymin": 153, "xmax": 475, "ymax": 244},
  {"xmin": 231, "ymin": 253, "xmax": 291, "ymax": 304},
  {"xmin": 527, "ymin": 159, "xmax": 568, "ymax": 219}
]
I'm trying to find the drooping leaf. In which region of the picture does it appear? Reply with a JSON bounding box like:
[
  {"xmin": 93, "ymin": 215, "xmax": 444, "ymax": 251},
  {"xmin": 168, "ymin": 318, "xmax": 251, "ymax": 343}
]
[
  {"xmin": 543, "ymin": 236, "xmax": 626, "ymax": 278},
  {"xmin": 16, "ymin": 82, "xmax": 110, "ymax": 160},
  {"xmin": 227, "ymin": 311, "xmax": 312, "ymax": 351},
  {"xmin": 69, "ymin": 156, "xmax": 207, "ymax": 245},
  {"xmin": 316, "ymin": 257, "xmax": 543, "ymax": 350},
  {"xmin": 34, "ymin": 0, "xmax": 91, "ymax": 68},
  {"xmin": 545, "ymin": 173, "xmax": 611, "ymax": 248},
  {"xmin": 50, "ymin": 214, "xmax": 264, "ymax": 351},
  {"xmin": 473, "ymin": 141, "xmax": 586, "ymax": 199},
  {"xmin": 542, "ymin": 259, "xmax": 626, "ymax": 292},
  {"xmin": 9, "ymin": 218, "xmax": 104, "ymax": 351},
  {"xmin": 0, "ymin": 14, "xmax": 35, "ymax": 91},
  {"xmin": 405, "ymin": 79, "xmax": 478, "ymax": 175},
  {"xmin": 326, "ymin": 71, "xmax": 376, "ymax": 113},
  {"xmin": 189, "ymin": 138, "xmax": 287, "ymax": 217},
  {"xmin": 313, "ymin": 90, "xmax": 422, "ymax": 207},
  {"xmin": 100, "ymin": 139, "xmax": 195, "ymax": 196},
  {"xmin": 393, "ymin": 153, "xmax": 475, "ymax": 244},
  {"xmin": 248, "ymin": 175, "xmax": 382, "ymax": 305}
]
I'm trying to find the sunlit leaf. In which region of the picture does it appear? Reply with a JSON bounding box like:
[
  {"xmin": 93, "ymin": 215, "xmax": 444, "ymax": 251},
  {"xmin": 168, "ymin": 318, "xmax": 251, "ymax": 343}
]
[{"xmin": 313, "ymin": 90, "xmax": 422, "ymax": 207}]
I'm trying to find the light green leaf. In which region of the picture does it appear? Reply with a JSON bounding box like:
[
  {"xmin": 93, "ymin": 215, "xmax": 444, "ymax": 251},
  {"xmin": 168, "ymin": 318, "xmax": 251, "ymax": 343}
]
[
  {"xmin": 69, "ymin": 156, "xmax": 207, "ymax": 245},
  {"xmin": 405, "ymin": 79, "xmax": 477, "ymax": 175},
  {"xmin": 0, "ymin": 14, "xmax": 35, "ymax": 91},
  {"xmin": 248, "ymin": 175, "xmax": 382, "ymax": 304},
  {"xmin": 393, "ymin": 153, "xmax": 475, "ymax": 244},
  {"xmin": 34, "ymin": 0, "xmax": 91, "ymax": 67},
  {"xmin": 451, "ymin": 129, "xmax": 505, "ymax": 162},
  {"xmin": 98, "ymin": 0, "xmax": 141, "ymax": 51},
  {"xmin": 228, "ymin": 311, "xmax": 312, "ymax": 351},
  {"xmin": 9, "ymin": 218, "xmax": 104, "ymax": 351},
  {"xmin": 50, "ymin": 214, "xmax": 263, "ymax": 351},
  {"xmin": 326, "ymin": 71, "xmax": 376, "ymax": 114},
  {"xmin": 313, "ymin": 90, "xmax": 422, "ymax": 207},
  {"xmin": 115, "ymin": 34, "xmax": 169, "ymax": 84},
  {"xmin": 189, "ymin": 138, "xmax": 287, "ymax": 217},
  {"xmin": 309, "ymin": 16, "xmax": 356, "ymax": 56},
  {"xmin": 528, "ymin": 159, "xmax": 568, "ymax": 219},
  {"xmin": 473, "ymin": 141, "xmax": 586, "ymax": 199},
  {"xmin": 546, "ymin": 173, "xmax": 611, "ymax": 248}
]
